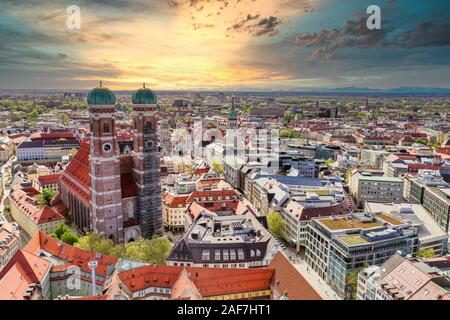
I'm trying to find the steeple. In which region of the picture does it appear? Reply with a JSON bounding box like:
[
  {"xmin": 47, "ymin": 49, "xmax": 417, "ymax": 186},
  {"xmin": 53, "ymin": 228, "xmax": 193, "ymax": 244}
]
[
  {"xmin": 228, "ymin": 96, "xmax": 238, "ymax": 129},
  {"xmin": 131, "ymin": 85, "xmax": 162, "ymax": 238},
  {"xmin": 87, "ymin": 83, "xmax": 124, "ymax": 243}
]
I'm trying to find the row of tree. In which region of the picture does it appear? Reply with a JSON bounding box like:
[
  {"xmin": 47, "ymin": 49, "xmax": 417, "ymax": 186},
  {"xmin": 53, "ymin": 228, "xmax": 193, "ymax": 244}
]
[{"xmin": 51, "ymin": 223, "xmax": 173, "ymax": 264}]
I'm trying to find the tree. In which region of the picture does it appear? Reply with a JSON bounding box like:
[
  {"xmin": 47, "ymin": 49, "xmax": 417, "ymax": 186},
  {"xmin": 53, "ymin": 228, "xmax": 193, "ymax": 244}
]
[
  {"xmin": 61, "ymin": 231, "xmax": 79, "ymax": 245},
  {"xmin": 36, "ymin": 188, "xmax": 56, "ymax": 206},
  {"xmin": 211, "ymin": 161, "xmax": 224, "ymax": 176},
  {"xmin": 51, "ymin": 222, "xmax": 79, "ymax": 245},
  {"xmin": 267, "ymin": 210, "xmax": 285, "ymax": 240},
  {"xmin": 76, "ymin": 232, "xmax": 115, "ymax": 254},
  {"xmin": 418, "ymin": 248, "xmax": 436, "ymax": 258},
  {"xmin": 58, "ymin": 114, "xmax": 69, "ymax": 124},
  {"xmin": 75, "ymin": 233, "xmax": 173, "ymax": 264},
  {"xmin": 344, "ymin": 167, "xmax": 354, "ymax": 184},
  {"xmin": 345, "ymin": 263, "xmax": 369, "ymax": 300},
  {"xmin": 415, "ymin": 139, "xmax": 428, "ymax": 145},
  {"xmin": 122, "ymin": 237, "xmax": 173, "ymax": 264},
  {"xmin": 325, "ymin": 158, "xmax": 335, "ymax": 167},
  {"xmin": 51, "ymin": 222, "xmax": 68, "ymax": 240}
]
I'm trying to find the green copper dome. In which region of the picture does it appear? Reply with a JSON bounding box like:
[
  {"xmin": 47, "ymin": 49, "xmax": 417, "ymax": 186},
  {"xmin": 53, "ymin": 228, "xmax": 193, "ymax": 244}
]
[
  {"xmin": 228, "ymin": 97, "xmax": 238, "ymax": 120},
  {"xmin": 87, "ymin": 86, "xmax": 116, "ymax": 105},
  {"xmin": 132, "ymin": 87, "xmax": 157, "ymax": 105}
]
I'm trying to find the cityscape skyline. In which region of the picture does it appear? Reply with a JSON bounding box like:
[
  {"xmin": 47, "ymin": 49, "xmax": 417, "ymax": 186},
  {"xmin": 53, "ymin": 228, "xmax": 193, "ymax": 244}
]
[{"xmin": 1, "ymin": 0, "xmax": 449, "ymax": 90}]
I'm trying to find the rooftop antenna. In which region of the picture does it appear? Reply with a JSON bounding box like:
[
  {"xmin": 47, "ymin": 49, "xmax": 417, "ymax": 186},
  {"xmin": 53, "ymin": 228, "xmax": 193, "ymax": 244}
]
[
  {"xmin": 99, "ymin": 81, "xmax": 103, "ymax": 88},
  {"xmin": 143, "ymin": 82, "xmax": 146, "ymax": 89},
  {"xmin": 88, "ymin": 260, "xmax": 98, "ymax": 296}
]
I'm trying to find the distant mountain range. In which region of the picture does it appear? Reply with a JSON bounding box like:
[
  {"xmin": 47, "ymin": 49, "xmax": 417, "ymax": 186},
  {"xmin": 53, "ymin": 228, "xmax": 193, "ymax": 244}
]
[
  {"xmin": 2, "ymin": 86, "xmax": 450, "ymax": 95},
  {"xmin": 287, "ymin": 87, "xmax": 450, "ymax": 94}
]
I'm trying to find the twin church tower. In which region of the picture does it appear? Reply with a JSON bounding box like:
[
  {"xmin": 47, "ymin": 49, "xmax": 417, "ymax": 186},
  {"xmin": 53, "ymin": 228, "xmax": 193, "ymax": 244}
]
[{"xmin": 87, "ymin": 83, "xmax": 161, "ymax": 243}]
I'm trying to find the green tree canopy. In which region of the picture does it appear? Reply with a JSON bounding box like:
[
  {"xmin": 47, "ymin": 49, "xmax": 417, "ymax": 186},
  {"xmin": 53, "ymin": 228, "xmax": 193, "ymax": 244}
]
[
  {"xmin": 325, "ymin": 158, "xmax": 335, "ymax": 166},
  {"xmin": 51, "ymin": 222, "xmax": 68, "ymax": 240},
  {"xmin": 51, "ymin": 222, "xmax": 79, "ymax": 245},
  {"xmin": 75, "ymin": 233, "xmax": 173, "ymax": 264},
  {"xmin": 267, "ymin": 210, "xmax": 285, "ymax": 240},
  {"xmin": 36, "ymin": 188, "xmax": 56, "ymax": 206},
  {"xmin": 211, "ymin": 161, "xmax": 224, "ymax": 176},
  {"xmin": 418, "ymin": 247, "xmax": 436, "ymax": 258},
  {"xmin": 345, "ymin": 263, "xmax": 369, "ymax": 300},
  {"xmin": 415, "ymin": 139, "xmax": 428, "ymax": 145},
  {"xmin": 75, "ymin": 232, "xmax": 115, "ymax": 255},
  {"xmin": 61, "ymin": 231, "xmax": 79, "ymax": 246}
]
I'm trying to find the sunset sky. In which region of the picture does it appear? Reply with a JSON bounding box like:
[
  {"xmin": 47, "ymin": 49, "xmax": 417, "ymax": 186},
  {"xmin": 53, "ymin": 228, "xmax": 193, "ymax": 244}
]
[{"xmin": 0, "ymin": 0, "xmax": 449, "ymax": 90}]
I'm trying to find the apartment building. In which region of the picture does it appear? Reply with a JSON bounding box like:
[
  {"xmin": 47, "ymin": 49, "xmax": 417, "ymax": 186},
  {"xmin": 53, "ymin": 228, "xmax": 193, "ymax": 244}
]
[
  {"xmin": 357, "ymin": 253, "xmax": 450, "ymax": 300},
  {"xmin": 0, "ymin": 220, "xmax": 20, "ymax": 272},
  {"xmin": 349, "ymin": 172, "xmax": 403, "ymax": 208},
  {"xmin": 409, "ymin": 171, "xmax": 450, "ymax": 232},
  {"xmin": 365, "ymin": 202, "xmax": 448, "ymax": 256},
  {"xmin": 167, "ymin": 213, "xmax": 276, "ymax": 269},
  {"xmin": 305, "ymin": 213, "xmax": 419, "ymax": 298}
]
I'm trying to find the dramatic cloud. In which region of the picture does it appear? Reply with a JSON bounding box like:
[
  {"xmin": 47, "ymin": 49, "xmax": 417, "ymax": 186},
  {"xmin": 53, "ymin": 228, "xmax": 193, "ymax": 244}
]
[
  {"xmin": 397, "ymin": 21, "xmax": 450, "ymax": 48},
  {"xmin": 0, "ymin": 0, "xmax": 449, "ymax": 89}
]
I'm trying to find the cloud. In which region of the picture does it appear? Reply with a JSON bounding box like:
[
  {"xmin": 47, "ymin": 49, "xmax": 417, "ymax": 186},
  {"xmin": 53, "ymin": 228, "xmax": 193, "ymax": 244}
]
[
  {"xmin": 228, "ymin": 15, "xmax": 282, "ymax": 37},
  {"xmin": 397, "ymin": 21, "xmax": 450, "ymax": 48},
  {"xmin": 228, "ymin": 13, "xmax": 261, "ymax": 31},
  {"xmin": 253, "ymin": 16, "xmax": 282, "ymax": 36}
]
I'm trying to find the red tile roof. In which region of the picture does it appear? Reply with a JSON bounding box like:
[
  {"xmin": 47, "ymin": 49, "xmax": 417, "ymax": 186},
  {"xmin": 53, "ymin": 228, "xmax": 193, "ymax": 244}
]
[
  {"xmin": 0, "ymin": 250, "xmax": 51, "ymax": 300},
  {"xmin": 163, "ymin": 193, "xmax": 189, "ymax": 208},
  {"xmin": 24, "ymin": 231, "xmax": 118, "ymax": 278},
  {"xmin": 8, "ymin": 188, "xmax": 64, "ymax": 225},
  {"xmin": 192, "ymin": 167, "xmax": 211, "ymax": 176},
  {"xmin": 118, "ymin": 265, "xmax": 274, "ymax": 298},
  {"xmin": 268, "ymin": 252, "xmax": 322, "ymax": 300},
  {"xmin": 37, "ymin": 174, "xmax": 62, "ymax": 185},
  {"xmin": 186, "ymin": 189, "xmax": 240, "ymax": 204},
  {"xmin": 61, "ymin": 140, "xmax": 139, "ymax": 202},
  {"xmin": 61, "ymin": 140, "xmax": 90, "ymax": 202},
  {"xmin": 30, "ymin": 132, "xmax": 76, "ymax": 141}
]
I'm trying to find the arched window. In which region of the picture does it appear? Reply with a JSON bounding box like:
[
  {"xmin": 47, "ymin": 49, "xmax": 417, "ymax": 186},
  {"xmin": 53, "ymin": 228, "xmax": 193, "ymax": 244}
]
[
  {"xmin": 103, "ymin": 122, "xmax": 110, "ymax": 133},
  {"xmin": 145, "ymin": 121, "xmax": 152, "ymax": 128},
  {"xmin": 250, "ymin": 250, "xmax": 255, "ymax": 257}
]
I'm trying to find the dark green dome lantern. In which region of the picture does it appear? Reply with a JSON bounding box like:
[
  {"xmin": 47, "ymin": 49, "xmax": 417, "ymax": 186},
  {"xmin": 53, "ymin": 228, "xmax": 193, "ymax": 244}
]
[
  {"xmin": 132, "ymin": 83, "xmax": 157, "ymax": 105},
  {"xmin": 87, "ymin": 82, "xmax": 116, "ymax": 105}
]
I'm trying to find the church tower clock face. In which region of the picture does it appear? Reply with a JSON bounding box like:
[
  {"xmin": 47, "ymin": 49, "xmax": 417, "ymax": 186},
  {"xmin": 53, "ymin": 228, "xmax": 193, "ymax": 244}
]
[
  {"xmin": 145, "ymin": 140, "xmax": 153, "ymax": 148},
  {"xmin": 102, "ymin": 142, "xmax": 112, "ymax": 152}
]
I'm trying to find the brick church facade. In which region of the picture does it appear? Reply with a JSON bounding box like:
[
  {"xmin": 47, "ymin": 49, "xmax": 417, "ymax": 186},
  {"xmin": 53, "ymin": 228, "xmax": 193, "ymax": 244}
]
[{"xmin": 60, "ymin": 84, "xmax": 162, "ymax": 243}]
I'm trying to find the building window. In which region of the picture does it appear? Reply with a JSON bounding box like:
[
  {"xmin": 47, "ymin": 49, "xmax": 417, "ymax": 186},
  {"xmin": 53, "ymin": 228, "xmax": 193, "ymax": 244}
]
[
  {"xmin": 202, "ymin": 250, "xmax": 210, "ymax": 261},
  {"xmin": 237, "ymin": 249, "xmax": 245, "ymax": 260},
  {"xmin": 103, "ymin": 122, "xmax": 110, "ymax": 133},
  {"xmin": 223, "ymin": 249, "xmax": 229, "ymax": 260},
  {"xmin": 230, "ymin": 249, "xmax": 236, "ymax": 260},
  {"xmin": 215, "ymin": 250, "xmax": 221, "ymax": 261}
]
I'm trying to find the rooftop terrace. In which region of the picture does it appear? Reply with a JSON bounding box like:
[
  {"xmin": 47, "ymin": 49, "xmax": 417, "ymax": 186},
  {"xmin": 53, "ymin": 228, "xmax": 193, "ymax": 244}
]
[
  {"xmin": 319, "ymin": 217, "xmax": 382, "ymax": 231},
  {"xmin": 338, "ymin": 235, "xmax": 369, "ymax": 246}
]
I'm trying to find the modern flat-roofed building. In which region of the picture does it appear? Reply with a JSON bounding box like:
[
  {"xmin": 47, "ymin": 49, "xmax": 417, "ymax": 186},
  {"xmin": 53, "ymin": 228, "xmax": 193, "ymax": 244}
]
[
  {"xmin": 409, "ymin": 171, "xmax": 450, "ymax": 232},
  {"xmin": 365, "ymin": 202, "xmax": 448, "ymax": 256},
  {"xmin": 305, "ymin": 213, "xmax": 419, "ymax": 298},
  {"xmin": 349, "ymin": 172, "xmax": 403, "ymax": 208}
]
